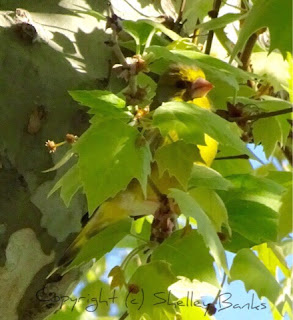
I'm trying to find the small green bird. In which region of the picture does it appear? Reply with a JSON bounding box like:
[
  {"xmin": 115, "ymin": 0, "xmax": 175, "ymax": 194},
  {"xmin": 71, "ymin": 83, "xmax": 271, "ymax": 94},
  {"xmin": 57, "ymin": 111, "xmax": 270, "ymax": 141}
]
[{"xmin": 153, "ymin": 63, "xmax": 218, "ymax": 166}]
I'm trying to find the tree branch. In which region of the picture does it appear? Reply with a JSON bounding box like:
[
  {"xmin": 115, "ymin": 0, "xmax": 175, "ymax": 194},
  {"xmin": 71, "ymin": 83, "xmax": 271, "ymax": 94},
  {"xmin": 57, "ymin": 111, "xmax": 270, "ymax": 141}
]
[
  {"xmin": 205, "ymin": 0, "xmax": 222, "ymax": 54},
  {"xmin": 176, "ymin": 0, "xmax": 187, "ymax": 25},
  {"xmin": 228, "ymin": 107, "xmax": 293, "ymax": 122},
  {"xmin": 111, "ymin": 29, "xmax": 128, "ymax": 68}
]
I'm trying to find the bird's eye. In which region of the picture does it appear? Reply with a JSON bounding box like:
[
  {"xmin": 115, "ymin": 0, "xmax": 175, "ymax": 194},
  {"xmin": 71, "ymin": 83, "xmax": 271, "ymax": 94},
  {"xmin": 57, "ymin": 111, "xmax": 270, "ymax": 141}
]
[{"xmin": 175, "ymin": 80, "xmax": 188, "ymax": 89}]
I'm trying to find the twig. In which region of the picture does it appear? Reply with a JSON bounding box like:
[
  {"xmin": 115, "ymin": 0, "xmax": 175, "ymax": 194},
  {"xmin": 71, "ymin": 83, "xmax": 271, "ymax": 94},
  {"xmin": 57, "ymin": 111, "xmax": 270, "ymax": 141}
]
[
  {"xmin": 228, "ymin": 107, "xmax": 293, "ymax": 123},
  {"xmin": 215, "ymin": 154, "xmax": 249, "ymax": 160},
  {"xmin": 213, "ymin": 273, "xmax": 227, "ymax": 305},
  {"xmin": 111, "ymin": 29, "xmax": 128, "ymax": 68},
  {"xmin": 192, "ymin": 18, "xmax": 200, "ymax": 44},
  {"xmin": 205, "ymin": 0, "xmax": 222, "ymax": 54},
  {"xmin": 176, "ymin": 0, "xmax": 187, "ymax": 25},
  {"xmin": 239, "ymin": 33, "xmax": 257, "ymax": 71},
  {"xmin": 119, "ymin": 311, "xmax": 129, "ymax": 320},
  {"xmin": 128, "ymin": 75, "xmax": 137, "ymax": 96}
]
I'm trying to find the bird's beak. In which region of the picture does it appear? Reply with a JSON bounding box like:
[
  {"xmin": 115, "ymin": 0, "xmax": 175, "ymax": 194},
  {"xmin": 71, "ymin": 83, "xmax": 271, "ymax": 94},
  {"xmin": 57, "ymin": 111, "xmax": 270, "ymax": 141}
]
[{"xmin": 190, "ymin": 77, "xmax": 214, "ymax": 99}]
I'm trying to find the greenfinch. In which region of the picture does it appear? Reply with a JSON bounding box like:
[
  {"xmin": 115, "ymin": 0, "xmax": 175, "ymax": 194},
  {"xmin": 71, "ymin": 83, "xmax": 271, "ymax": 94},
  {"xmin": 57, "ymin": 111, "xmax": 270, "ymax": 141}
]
[{"xmin": 153, "ymin": 64, "xmax": 218, "ymax": 166}]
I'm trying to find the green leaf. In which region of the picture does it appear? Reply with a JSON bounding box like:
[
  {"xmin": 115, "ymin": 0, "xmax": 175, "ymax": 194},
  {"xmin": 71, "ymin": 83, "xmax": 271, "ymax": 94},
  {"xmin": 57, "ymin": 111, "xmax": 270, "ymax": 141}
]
[
  {"xmin": 212, "ymin": 155, "xmax": 253, "ymax": 177},
  {"xmin": 127, "ymin": 261, "xmax": 177, "ymax": 320},
  {"xmin": 68, "ymin": 218, "xmax": 132, "ymax": 270},
  {"xmin": 266, "ymin": 171, "xmax": 293, "ymax": 187},
  {"xmin": 219, "ymin": 174, "xmax": 285, "ymax": 243},
  {"xmin": 43, "ymin": 150, "xmax": 74, "ymax": 172},
  {"xmin": 74, "ymin": 118, "xmax": 151, "ymax": 214},
  {"xmin": 48, "ymin": 164, "xmax": 82, "ymax": 207},
  {"xmin": 254, "ymin": 243, "xmax": 290, "ymax": 278},
  {"xmin": 147, "ymin": 46, "xmax": 252, "ymax": 81},
  {"xmin": 169, "ymin": 189, "xmax": 229, "ymax": 274},
  {"xmin": 170, "ymin": 49, "xmax": 252, "ymax": 82},
  {"xmin": 223, "ymin": 174, "xmax": 285, "ymax": 211},
  {"xmin": 230, "ymin": 0, "xmax": 292, "ymax": 60},
  {"xmin": 69, "ymin": 90, "xmax": 125, "ymax": 109},
  {"xmin": 189, "ymin": 187, "xmax": 230, "ymax": 233},
  {"xmin": 196, "ymin": 13, "xmax": 247, "ymax": 31},
  {"xmin": 141, "ymin": 19, "xmax": 181, "ymax": 41},
  {"xmin": 136, "ymin": 72, "xmax": 157, "ymax": 106},
  {"xmin": 69, "ymin": 90, "xmax": 131, "ymax": 121},
  {"xmin": 223, "ymin": 231, "xmax": 256, "ymax": 253},
  {"xmin": 230, "ymin": 249, "xmax": 281, "ymax": 304},
  {"xmin": 188, "ymin": 164, "xmax": 232, "ymax": 191},
  {"xmin": 122, "ymin": 20, "xmax": 155, "ymax": 53},
  {"xmin": 253, "ymin": 117, "xmax": 282, "ymax": 158},
  {"xmin": 152, "ymin": 229, "xmax": 218, "ymax": 286},
  {"xmin": 278, "ymin": 185, "xmax": 293, "ymax": 239},
  {"xmin": 153, "ymin": 101, "xmax": 253, "ymax": 157},
  {"xmin": 155, "ymin": 141, "xmax": 201, "ymax": 188},
  {"xmin": 226, "ymin": 199, "xmax": 278, "ymax": 243}
]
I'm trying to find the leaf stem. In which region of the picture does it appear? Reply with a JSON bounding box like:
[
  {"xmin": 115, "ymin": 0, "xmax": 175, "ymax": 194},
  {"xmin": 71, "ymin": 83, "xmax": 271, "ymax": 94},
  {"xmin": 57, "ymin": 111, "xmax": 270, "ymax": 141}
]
[
  {"xmin": 121, "ymin": 243, "xmax": 148, "ymax": 271},
  {"xmin": 144, "ymin": 28, "xmax": 156, "ymax": 51},
  {"xmin": 205, "ymin": 0, "xmax": 222, "ymax": 54},
  {"xmin": 213, "ymin": 273, "xmax": 227, "ymax": 304},
  {"xmin": 119, "ymin": 311, "xmax": 129, "ymax": 320},
  {"xmin": 148, "ymin": 177, "xmax": 164, "ymax": 199}
]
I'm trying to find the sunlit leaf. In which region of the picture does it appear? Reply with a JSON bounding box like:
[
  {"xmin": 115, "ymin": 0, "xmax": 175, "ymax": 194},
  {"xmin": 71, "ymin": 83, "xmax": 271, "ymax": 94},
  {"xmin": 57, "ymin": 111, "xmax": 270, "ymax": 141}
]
[
  {"xmin": 230, "ymin": 0, "xmax": 292, "ymax": 60},
  {"xmin": 155, "ymin": 141, "xmax": 201, "ymax": 188},
  {"xmin": 230, "ymin": 249, "xmax": 281, "ymax": 304},
  {"xmin": 48, "ymin": 164, "xmax": 82, "ymax": 207},
  {"xmin": 169, "ymin": 189, "xmax": 229, "ymax": 274},
  {"xmin": 253, "ymin": 117, "xmax": 282, "ymax": 158},
  {"xmin": 196, "ymin": 13, "xmax": 246, "ymax": 31},
  {"xmin": 127, "ymin": 261, "xmax": 177, "ymax": 320},
  {"xmin": 152, "ymin": 229, "xmax": 218, "ymax": 286},
  {"xmin": 254, "ymin": 243, "xmax": 290, "ymax": 278},
  {"xmin": 188, "ymin": 164, "xmax": 232, "ymax": 191},
  {"xmin": 189, "ymin": 187, "xmax": 230, "ymax": 233},
  {"xmin": 278, "ymin": 185, "xmax": 293, "ymax": 239},
  {"xmin": 74, "ymin": 118, "xmax": 151, "ymax": 214},
  {"xmin": 153, "ymin": 101, "xmax": 253, "ymax": 157}
]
